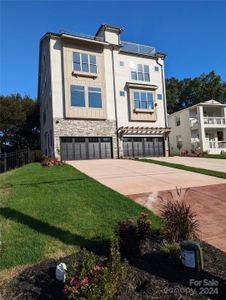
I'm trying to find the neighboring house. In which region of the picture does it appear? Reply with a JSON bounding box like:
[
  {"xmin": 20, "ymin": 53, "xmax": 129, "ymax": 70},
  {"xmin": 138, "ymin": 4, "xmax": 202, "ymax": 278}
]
[
  {"xmin": 38, "ymin": 24, "xmax": 170, "ymax": 160},
  {"xmin": 168, "ymin": 100, "xmax": 226, "ymax": 154}
]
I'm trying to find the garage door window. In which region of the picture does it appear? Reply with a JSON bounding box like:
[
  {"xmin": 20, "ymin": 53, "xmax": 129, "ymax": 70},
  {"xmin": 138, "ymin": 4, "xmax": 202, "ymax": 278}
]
[
  {"xmin": 88, "ymin": 87, "xmax": 102, "ymax": 108},
  {"xmin": 71, "ymin": 85, "xmax": 85, "ymax": 107}
]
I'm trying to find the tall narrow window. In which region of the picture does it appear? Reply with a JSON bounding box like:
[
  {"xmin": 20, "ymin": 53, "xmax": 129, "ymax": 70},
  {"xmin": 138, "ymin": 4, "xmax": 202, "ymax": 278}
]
[
  {"xmin": 73, "ymin": 52, "xmax": 81, "ymax": 71},
  {"xmin": 138, "ymin": 64, "xmax": 144, "ymax": 81},
  {"xmin": 81, "ymin": 53, "xmax": 89, "ymax": 72},
  {"xmin": 144, "ymin": 65, "xmax": 150, "ymax": 81},
  {"xmin": 88, "ymin": 87, "xmax": 102, "ymax": 108},
  {"xmin": 90, "ymin": 55, "xmax": 97, "ymax": 73},
  {"xmin": 71, "ymin": 85, "xmax": 85, "ymax": 107}
]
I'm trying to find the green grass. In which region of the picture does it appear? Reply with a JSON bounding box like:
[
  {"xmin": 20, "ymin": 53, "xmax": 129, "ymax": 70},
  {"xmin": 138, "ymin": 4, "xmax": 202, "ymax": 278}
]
[
  {"xmin": 0, "ymin": 163, "xmax": 161, "ymax": 271},
  {"xmin": 206, "ymin": 154, "xmax": 226, "ymax": 159},
  {"xmin": 138, "ymin": 158, "xmax": 226, "ymax": 179}
]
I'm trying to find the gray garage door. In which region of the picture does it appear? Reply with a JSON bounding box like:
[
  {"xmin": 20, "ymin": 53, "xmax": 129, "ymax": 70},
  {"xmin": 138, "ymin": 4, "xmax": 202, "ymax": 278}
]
[
  {"xmin": 61, "ymin": 137, "xmax": 112, "ymax": 160},
  {"xmin": 123, "ymin": 137, "xmax": 164, "ymax": 157}
]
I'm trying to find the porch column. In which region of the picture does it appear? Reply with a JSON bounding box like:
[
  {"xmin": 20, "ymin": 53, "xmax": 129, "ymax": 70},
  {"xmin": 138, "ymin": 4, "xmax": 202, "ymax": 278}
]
[{"xmin": 198, "ymin": 106, "xmax": 206, "ymax": 151}]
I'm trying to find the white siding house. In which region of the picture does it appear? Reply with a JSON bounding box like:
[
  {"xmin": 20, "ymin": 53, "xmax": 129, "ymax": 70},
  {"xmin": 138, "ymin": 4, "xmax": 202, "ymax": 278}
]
[{"xmin": 168, "ymin": 100, "xmax": 226, "ymax": 154}]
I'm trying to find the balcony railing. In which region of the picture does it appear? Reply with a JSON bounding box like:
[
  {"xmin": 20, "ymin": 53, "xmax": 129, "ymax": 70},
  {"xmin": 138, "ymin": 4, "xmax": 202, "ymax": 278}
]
[
  {"xmin": 120, "ymin": 41, "xmax": 156, "ymax": 56},
  {"xmin": 205, "ymin": 140, "xmax": 226, "ymax": 149},
  {"xmin": 203, "ymin": 117, "xmax": 226, "ymax": 125}
]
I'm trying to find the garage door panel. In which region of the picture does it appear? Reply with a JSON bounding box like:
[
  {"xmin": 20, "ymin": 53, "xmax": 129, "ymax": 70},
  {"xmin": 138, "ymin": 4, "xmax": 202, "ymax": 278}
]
[
  {"xmin": 61, "ymin": 137, "xmax": 112, "ymax": 160},
  {"xmin": 123, "ymin": 137, "xmax": 164, "ymax": 158},
  {"xmin": 74, "ymin": 143, "xmax": 87, "ymax": 160}
]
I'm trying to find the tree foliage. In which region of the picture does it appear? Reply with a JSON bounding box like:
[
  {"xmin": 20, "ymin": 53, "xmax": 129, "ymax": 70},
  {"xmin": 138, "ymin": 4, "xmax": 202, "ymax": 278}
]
[
  {"xmin": 166, "ymin": 71, "xmax": 226, "ymax": 114},
  {"xmin": 0, "ymin": 94, "xmax": 40, "ymax": 151}
]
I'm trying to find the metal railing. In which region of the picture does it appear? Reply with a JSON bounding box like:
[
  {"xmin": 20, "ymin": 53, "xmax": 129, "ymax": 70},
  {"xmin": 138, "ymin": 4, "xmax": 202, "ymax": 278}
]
[
  {"xmin": 203, "ymin": 117, "xmax": 226, "ymax": 125},
  {"xmin": 205, "ymin": 140, "xmax": 226, "ymax": 149},
  {"xmin": 120, "ymin": 41, "xmax": 156, "ymax": 56},
  {"xmin": 0, "ymin": 149, "xmax": 41, "ymax": 173}
]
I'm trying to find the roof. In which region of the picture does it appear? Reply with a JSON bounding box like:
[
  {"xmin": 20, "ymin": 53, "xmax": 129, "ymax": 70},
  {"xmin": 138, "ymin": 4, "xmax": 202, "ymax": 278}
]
[
  {"xmin": 169, "ymin": 99, "xmax": 226, "ymax": 116},
  {"xmin": 95, "ymin": 23, "xmax": 124, "ymax": 36}
]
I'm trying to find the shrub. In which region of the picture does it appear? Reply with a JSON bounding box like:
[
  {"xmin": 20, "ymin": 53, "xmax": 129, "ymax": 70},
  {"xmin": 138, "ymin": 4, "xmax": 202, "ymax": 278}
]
[
  {"xmin": 64, "ymin": 238, "xmax": 128, "ymax": 300},
  {"xmin": 40, "ymin": 155, "xmax": 64, "ymax": 167},
  {"xmin": 160, "ymin": 188, "xmax": 200, "ymax": 243},
  {"xmin": 116, "ymin": 213, "xmax": 152, "ymax": 256},
  {"xmin": 116, "ymin": 219, "xmax": 139, "ymax": 256},
  {"xmin": 160, "ymin": 242, "xmax": 181, "ymax": 259}
]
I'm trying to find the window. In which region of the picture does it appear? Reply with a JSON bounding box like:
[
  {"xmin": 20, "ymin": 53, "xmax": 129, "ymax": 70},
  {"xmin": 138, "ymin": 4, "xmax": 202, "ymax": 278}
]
[
  {"xmin": 71, "ymin": 85, "xmax": 85, "ymax": 107},
  {"xmin": 119, "ymin": 61, "xmax": 124, "ymax": 67},
  {"xmin": 176, "ymin": 135, "xmax": 182, "ymax": 142},
  {"xmin": 88, "ymin": 87, "xmax": 102, "ymax": 108},
  {"xmin": 73, "ymin": 52, "xmax": 97, "ymax": 73},
  {"xmin": 131, "ymin": 64, "xmax": 150, "ymax": 82},
  {"xmin": 120, "ymin": 91, "xmax": 125, "ymax": 96},
  {"xmin": 133, "ymin": 91, "xmax": 154, "ymax": 109},
  {"xmin": 154, "ymin": 66, "xmax": 159, "ymax": 72},
  {"xmin": 157, "ymin": 94, "xmax": 163, "ymax": 100},
  {"xmin": 175, "ymin": 116, "xmax": 181, "ymax": 126}
]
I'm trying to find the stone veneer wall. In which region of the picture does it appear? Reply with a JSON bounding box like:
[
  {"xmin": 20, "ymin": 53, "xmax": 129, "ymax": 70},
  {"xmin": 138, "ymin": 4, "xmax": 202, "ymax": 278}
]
[{"xmin": 53, "ymin": 118, "xmax": 118, "ymax": 158}]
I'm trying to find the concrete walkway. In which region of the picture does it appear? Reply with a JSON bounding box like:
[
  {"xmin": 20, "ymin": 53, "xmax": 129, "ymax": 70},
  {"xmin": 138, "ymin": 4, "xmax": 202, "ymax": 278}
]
[
  {"xmin": 68, "ymin": 159, "xmax": 226, "ymax": 252},
  {"xmin": 156, "ymin": 156, "xmax": 226, "ymax": 173}
]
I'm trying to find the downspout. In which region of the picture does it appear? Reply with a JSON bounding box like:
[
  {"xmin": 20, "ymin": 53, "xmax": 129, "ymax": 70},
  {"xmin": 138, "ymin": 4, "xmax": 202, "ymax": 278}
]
[
  {"xmin": 156, "ymin": 56, "xmax": 170, "ymax": 156},
  {"xmin": 111, "ymin": 45, "xmax": 120, "ymax": 158}
]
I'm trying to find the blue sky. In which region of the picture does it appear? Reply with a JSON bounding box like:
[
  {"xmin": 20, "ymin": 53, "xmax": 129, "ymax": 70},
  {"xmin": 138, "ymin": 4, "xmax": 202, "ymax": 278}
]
[{"xmin": 1, "ymin": 0, "xmax": 226, "ymax": 98}]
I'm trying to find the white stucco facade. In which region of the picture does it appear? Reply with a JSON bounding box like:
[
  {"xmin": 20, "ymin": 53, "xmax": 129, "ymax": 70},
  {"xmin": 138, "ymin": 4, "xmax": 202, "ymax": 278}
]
[
  {"xmin": 168, "ymin": 100, "xmax": 226, "ymax": 154},
  {"xmin": 38, "ymin": 24, "xmax": 170, "ymax": 159}
]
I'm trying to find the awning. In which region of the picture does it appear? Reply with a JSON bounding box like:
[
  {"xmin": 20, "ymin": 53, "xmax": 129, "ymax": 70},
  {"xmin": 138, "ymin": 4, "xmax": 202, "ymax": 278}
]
[{"xmin": 118, "ymin": 126, "xmax": 171, "ymax": 135}]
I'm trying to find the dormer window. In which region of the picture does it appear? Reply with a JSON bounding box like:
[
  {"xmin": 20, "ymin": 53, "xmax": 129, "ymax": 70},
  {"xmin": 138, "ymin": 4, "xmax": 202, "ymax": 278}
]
[{"xmin": 73, "ymin": 52, "xmax": 97, "ymax": 74}]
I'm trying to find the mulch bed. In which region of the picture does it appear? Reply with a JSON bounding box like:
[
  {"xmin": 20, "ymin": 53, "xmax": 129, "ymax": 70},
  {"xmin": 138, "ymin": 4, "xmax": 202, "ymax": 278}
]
[{"xmin": 3, "ymin": 238, "xmax": 226, "ymax": 300}]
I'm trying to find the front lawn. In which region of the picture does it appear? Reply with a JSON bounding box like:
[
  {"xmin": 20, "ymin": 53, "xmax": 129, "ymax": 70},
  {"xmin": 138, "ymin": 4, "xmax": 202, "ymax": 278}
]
[
  {"xmin": 206, "ymin": 153, "xmax": 226, "ymax": 159},
  {"xmin": 0, "ymin": 163, "xmax": 161, "ymax": 271},
  {"xmin": 138, "ymin": 158, "xmax": 226, "ymax": 179}
]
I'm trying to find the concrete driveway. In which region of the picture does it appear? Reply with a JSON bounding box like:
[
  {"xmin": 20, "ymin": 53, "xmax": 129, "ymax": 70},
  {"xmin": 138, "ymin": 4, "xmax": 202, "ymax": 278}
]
[
  {"xmin": 68, "ymin": 159, "xmax": 226, "ymax": 252},
  {"xmin": 156, "ymin": 156, "xmax": 226, "ymax": 173}
]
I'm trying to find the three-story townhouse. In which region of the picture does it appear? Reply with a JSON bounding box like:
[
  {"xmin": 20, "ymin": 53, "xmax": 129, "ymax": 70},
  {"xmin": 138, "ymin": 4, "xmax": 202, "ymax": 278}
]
[{"xmin": 38, "ymin": 24, "xmax": 170, "ymax": 160}]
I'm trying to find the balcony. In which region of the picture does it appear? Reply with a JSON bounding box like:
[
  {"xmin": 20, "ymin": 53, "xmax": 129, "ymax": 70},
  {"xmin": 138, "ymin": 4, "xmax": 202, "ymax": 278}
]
[
  {"xmin": 205, "ymin": 140, "xmax": 226, "ymax": 149},
  {"xmin": 203, "ymin": 117, "xmax": 226, "ymax": 126},
  {"xmin": 120, "ymin": 41, "xmax": 156, "ymax": 56}
]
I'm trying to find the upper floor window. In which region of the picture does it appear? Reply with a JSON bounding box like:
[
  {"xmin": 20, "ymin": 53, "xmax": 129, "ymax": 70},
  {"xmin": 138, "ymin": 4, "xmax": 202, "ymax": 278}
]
[
  {"xmin": 88, "ymin": 87, "xmax": 102, "ymax": 108},
  {"xmin": 131, "ymin": 64, "xmax": 150, "ymax": 81},
  {"xmin": 119, "ymin": 61, "xmax": 125, "ymax": 67},
  {"xmin": 175, "ymin": 116, "xmax": 181, "ymax": 126},
  {"xmin": 73, "ymin": 52, "xmax": 97, "ymax": 73},
  {"xmin": 133, "ymin": 91, "xmax": 154, "ymax": 109},
  {"xmin": 71, "ymin": 85, "xmax": 85, "ymax": 107},
  {"xmin": 154, "ymin": 66, "xmax": 159, "ymax": 72}
]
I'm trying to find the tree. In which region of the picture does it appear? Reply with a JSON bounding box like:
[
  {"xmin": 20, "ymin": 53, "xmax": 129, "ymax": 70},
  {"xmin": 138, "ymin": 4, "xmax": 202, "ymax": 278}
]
[
  {"xmin": 166, "ymin": 71, "xmax": 226, "ymax": 114},
  {"xmin": 0, "ymin": 94, "xmax": 40, "ymax": 151}
]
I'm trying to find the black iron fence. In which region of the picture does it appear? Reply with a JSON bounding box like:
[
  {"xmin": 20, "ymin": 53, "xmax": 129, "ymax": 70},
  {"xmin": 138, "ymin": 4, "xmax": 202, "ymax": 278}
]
[{"xmin": 0, "ymin": 149, "xmax": 41, "ymax": 173}]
